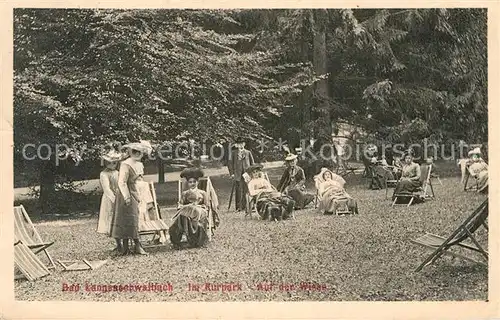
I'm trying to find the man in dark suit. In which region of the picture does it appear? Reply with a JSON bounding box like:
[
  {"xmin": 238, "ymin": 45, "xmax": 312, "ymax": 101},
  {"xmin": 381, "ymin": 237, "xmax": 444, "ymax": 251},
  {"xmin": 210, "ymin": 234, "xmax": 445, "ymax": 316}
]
[
  {"xmin": 277, "ymin": 154, "xmax": 315, "ymax": 209},
  {"xmin": 227, "ymin": 136, "xmax": 255, "ymax": 211}
]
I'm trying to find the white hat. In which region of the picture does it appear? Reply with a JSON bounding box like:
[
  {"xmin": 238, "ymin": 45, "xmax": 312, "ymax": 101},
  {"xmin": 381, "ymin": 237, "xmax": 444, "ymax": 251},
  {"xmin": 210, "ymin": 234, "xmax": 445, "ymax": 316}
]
[
  {"xmin": 101, "ymin": 150, "xmax": 123, "ymax": 162},
  {"xmin": 468, "ymin": 147, "xmax": 481, "ymax": 157},
  {"xmin": 285, "ymin": 154, "xmax": 298, "ymax": 161}
]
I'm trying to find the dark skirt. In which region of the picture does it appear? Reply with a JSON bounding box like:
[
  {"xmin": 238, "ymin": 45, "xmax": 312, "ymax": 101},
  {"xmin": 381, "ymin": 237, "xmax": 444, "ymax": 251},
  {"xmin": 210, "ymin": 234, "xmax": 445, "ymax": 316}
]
[
  {"xmin": 392, "ymin": 179, "xmax": 422, "ymax": 198},
  {"xmin": 111, "ymin": 190, "xmax": 140, "ymax": 239},
  {"xmin": 169, "ymin": 206, "xmax": 209, "ymax": 248},
  {"xmin": 256, "ymin": 195, "xmax": 295, "ymax": 220},
  {"xmin": 287, "ymin": 188, "xmax": 315, "ymax": 209}
]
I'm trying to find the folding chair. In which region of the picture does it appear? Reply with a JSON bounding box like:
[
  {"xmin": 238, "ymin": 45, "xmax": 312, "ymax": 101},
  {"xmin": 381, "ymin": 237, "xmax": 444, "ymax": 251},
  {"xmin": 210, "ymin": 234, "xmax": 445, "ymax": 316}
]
[
  {"xmin": 138, "ymin": 182, "xmax": 169, "ymax": 247},
  {"xmin": 463, "ymin": 164, "xmax": 479, "ymax": 191},
  {"xmin": 391, "ymin": 163, "xmax": 435, "ymax": 207},
  {"xmin": 176, "ymin": 177, "xmax": 216, "ymax": 241},
  {"xmin": 57, "ymin": 259, "xmax": 108, "ymax": 271},
  {"xmin": 14, "ymin": 205, "xmax": 56, "ymax": 269},
  {"xmin": 245, "ymin": 172, "xmax": 270, "ymax": 219},
  {"xmin": 383, "ymin": 166, "xmax": 401, "ymax": 200},
  {"xmin": 411, "ymin": 199, "xmax": 488, "ymax": 272},
  {"xmin": 313, "ymin": 171, "xmax": 357, "ymax": 215},
  {"xmin": 14, "ymin": 240, "xmax": 50, "ymax": 281}
]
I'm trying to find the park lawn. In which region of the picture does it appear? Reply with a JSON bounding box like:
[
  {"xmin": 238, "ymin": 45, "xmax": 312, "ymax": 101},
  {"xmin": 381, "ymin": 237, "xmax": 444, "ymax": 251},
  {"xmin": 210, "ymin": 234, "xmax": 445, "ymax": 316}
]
[{"xmin": 14, "ymin": 163, "xmax": 488, "ymax": 301}]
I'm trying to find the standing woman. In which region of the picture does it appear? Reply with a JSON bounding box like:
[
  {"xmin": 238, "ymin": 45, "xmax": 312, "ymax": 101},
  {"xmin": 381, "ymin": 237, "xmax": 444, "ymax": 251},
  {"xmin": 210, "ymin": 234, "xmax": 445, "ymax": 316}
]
[
  {"xmin": 111, "ymin": 142, "xmax": 151, "ymax": 255},
  {"xmin": 96, "ymin": 150, "xmax": 123, "ymax": 251}
]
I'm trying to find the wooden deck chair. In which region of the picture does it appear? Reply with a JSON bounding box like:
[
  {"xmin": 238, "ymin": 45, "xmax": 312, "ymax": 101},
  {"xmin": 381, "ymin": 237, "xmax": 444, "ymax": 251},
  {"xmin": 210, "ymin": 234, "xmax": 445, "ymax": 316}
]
[
  {"xmin": 57, "ymin": 259, "xmax": 108, "ymax": 271},
  {"xmin": 463, "ymin": 164, "xmax": 479, "ymax": 191},
  {"xmin": 245, "ymin": 171, "xmax": 270, "ymax": 219},
  {"xmin": 176, "ymin": 177, "xmax": 216, "ymax": 241},
  {"xmin": 14, "ymin": 205, "xmax": 56, "ymax": 269},
  {"xmin": 383, "ymin": 166, "xmax": 401, "ymax": 200},
  {"xmin": 14, "ymin": 240, "xmax": 50, "ymax": 281},
  {"xmin": 313, "ymin": 170, "xmax": 356, "ymax": 215},
  {"xmin": 391, "ymin": 163, "xmax": 435, "ymax": 207},
  {"xmin": 411, "ymin": 199, "xmax": 488, "ymax": 272},
  {"xmin": 138, "ymin": 181, "xmax": 169, "ymax": 247}
]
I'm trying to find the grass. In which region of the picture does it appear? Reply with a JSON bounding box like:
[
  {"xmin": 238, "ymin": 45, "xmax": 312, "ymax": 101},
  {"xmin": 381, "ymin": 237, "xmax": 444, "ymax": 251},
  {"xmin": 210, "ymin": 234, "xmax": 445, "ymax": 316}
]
[{"xmin": 14, "ymin": 161, "xmax": 488, "ymax": 301}]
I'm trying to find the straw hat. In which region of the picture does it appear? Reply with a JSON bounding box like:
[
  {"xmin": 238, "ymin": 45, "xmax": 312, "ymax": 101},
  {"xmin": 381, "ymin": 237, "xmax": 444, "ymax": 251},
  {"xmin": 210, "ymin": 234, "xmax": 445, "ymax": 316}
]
[
  {"xmin": 122, "ymin": 141, "xmax": 153, "ymax": 154},
  {"xmin": 101, "ymin": 150, "xmax": 123, "ymax": 162},
  {"xmin": 468, "ymin": 147, "xmax": 481, "ymax": 157},
  {"xmin": 246, "ymin": 163, "xmax": 264, "ymax": 174},
  {"xmin": 284, "ymin": 153, "xmax": 298, "ymax": 161}
]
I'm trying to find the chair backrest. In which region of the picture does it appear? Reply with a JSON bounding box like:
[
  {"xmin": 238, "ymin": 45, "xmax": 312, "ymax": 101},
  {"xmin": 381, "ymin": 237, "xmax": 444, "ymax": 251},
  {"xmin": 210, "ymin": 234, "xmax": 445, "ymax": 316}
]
[
  {"xmin": 178, "ymin": 177, "xmax": 213, "ymax": 205},
  {"xmin": 420, "ymin": 163, "xmax": 433, "ymax": 186},
  {"xmin": 449, "ymin": 199, "xmax": 488, "ymax": 246},
  {"xmin": 14, "ymin": 206, "xmax": 40, "ymax": 246}
]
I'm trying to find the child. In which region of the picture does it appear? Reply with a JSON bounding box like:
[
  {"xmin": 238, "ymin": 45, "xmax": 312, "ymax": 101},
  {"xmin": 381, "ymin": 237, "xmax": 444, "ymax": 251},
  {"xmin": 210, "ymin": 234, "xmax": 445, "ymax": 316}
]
[{"xmin": 97, "ymin": 150, "xmax": 123, "ymax": 251}]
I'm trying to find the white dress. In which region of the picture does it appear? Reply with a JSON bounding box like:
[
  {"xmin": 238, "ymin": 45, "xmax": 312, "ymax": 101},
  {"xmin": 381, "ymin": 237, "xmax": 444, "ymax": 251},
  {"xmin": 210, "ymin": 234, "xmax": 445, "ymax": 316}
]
[{"xmin": 97, "ymin": 169, "xmax": 119, "ymax": 235}]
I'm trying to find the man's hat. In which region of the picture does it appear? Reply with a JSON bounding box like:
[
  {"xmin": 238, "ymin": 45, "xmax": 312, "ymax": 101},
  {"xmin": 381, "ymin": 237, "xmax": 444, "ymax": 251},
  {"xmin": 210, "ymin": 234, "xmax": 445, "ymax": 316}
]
[{"xmin": 234, "ymin": 136, "xmax": 245, "ymax": 144}]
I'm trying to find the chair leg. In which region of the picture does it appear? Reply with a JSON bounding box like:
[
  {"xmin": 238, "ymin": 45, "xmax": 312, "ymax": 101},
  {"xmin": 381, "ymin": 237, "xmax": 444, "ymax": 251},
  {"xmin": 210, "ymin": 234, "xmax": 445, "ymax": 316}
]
[
  {"xmin": 391, "ymin": 197, "xmax": 398, "ymax": 207},
  {"xmin": 407, "ymin": 196, "xmax": 414, "ymax": 207}
]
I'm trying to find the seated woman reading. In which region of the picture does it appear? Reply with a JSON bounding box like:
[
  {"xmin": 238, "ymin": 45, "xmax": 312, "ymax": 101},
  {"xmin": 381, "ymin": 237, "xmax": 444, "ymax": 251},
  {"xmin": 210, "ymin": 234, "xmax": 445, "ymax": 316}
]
[
  {"xmin": 169, "ymin": 168, "xmax": 210, "ymax": 248},
  {"xmin": 247, "ymin": 164, "xmax": 295, "ymax": 220},
  {"xmin": 392, "ymin": 153, "xmax": 422, "ymax": 200},
  {"xmin": 314, "ymin": 168, "xmax": 358, "ymax": 215}
]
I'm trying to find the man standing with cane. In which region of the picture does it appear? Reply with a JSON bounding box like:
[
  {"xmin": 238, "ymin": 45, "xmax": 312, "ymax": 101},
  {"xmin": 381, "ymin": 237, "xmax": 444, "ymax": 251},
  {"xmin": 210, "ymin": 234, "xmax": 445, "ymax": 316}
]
[{"xmin": 227, "ymin": 136, "xmax": 255, "ymax": 212}]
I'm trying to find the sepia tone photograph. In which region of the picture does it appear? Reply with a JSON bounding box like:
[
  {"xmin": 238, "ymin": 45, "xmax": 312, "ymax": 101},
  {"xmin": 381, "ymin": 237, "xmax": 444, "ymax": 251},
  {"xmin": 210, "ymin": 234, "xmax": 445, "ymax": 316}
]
[{"xmin": 10, "ymin": 6, "xmax": 489, "ymax": 305}]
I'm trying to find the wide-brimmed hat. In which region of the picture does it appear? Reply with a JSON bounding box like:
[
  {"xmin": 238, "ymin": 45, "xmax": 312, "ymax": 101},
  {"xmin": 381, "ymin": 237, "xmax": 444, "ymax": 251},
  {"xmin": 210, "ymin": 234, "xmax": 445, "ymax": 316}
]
[
  {"xmin": 246, "ymin": 163, "xmax": 264, "ymax": 174},
  {"xmin": 180, "ymin": 167, "xmax": 205, "ymax": 180},
  {"xmin": 468, "ymin": 147, "xmax": 481, "ymax": 157},
  {"xmin": 101, "ymin": 150, "xmax": 123, "ymax": 162},
  {"xmin": 122, "ymin": 141, "xmax": 153, "ymax": 154},
  {"xmin": 284, "ymin": 153, "xmax": 298, "ymax": 161}
]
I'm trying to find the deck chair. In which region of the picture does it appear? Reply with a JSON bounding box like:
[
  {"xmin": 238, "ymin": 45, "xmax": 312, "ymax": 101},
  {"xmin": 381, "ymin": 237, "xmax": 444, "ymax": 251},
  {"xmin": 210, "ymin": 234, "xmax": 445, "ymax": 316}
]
[
  {"xmin": 57, "ymin": 259, "xmax": 108, "ymax": 271},
  {"xmin": 313, "ymin": 170, "xmax": 357, "ymax": 215},
  {"xmin": 14, "ymin": 205, "xmax": 56, "ymax": 269},
  {"xmin": 463, "ymin": 164, "xmax": 479, "ymax": 191},
  {"xmin": 383, "ymin": 166, "xmax": 401, "ymax": 200},
  {"xmin": 411, "ymin": 199, "xmax": 488, "ymax": 272},
  {"xmin": 391, "ymin": 163, "xmax": 435, "ymax": 207},
  {"xmin": 176, "ymin": 177, "xmax": 217, "ymax": 241},
  {"xmin": 138, "ymin": 181, "xmax": 169, "ymax": 247},
  {"xmin": 245, "ymin": 171, "xmax": 270, "ymax": 219},
  {"xmin": 14, "ymin": 240, "xmax": 50, "ymax": 281}
]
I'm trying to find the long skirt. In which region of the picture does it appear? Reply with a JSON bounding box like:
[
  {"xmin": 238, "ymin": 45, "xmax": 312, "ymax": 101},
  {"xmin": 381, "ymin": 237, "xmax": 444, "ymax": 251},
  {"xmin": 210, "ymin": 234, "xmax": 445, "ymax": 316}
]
[
  {"xmin": 392, "ymin": 179, "xmax": 422, "ymax": 198},
  {"xmin": 111, "ymin": 192, "xmax": 140, "ymax": 239},
  {"xmin": 97, "ymin": 195, "xmax": 114, "ymax": 235},
  {"xmin": 169, "ymin": 205, "xmax": 209, "ymax": 248},
  {"xmin": 256, "ymin": 195, "xmax": 295, "ymax": 220},
  {"xmin": 287, "ymin": 188, "xmax": 315, "ymax": 209},
  {"xmin": 319, "ymin": 191, "xmax": 358, "ymax": 214},
  {"xmin": 477, "ymin": 170, "xmax": 488, "ymax": 193}
]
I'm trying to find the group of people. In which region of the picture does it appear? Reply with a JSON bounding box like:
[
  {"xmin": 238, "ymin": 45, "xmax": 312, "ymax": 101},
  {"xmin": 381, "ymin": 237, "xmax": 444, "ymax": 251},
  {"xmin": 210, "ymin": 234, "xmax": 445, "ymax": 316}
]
[
  {"xmin": 96, "ymin": 141, "xmax": 220, "ymax": 254},
  {"xmin": 227, "ymin": 137, "xmax": 358, "ymax": 219}
]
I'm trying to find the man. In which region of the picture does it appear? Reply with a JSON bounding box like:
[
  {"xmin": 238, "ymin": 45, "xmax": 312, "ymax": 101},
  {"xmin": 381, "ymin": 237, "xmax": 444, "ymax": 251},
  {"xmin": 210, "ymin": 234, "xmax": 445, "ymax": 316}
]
[
  {"xmin": 227, "ymin": 136, "xmax": 255, "ymax": 212},
  {"xmin": 277, "ymin": 154, "xmax": 315, "ymax": 209}
]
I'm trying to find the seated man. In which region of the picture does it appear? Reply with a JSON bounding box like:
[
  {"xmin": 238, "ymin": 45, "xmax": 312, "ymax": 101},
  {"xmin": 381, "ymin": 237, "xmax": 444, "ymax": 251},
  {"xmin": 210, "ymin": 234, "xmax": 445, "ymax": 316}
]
[
  {"xmin": 277, "ymin": 154, "xmax": 315, "ymax": 209},
  {"xmin": 247, "ymin": 164, "xmax": 295, "ymax": 220}
]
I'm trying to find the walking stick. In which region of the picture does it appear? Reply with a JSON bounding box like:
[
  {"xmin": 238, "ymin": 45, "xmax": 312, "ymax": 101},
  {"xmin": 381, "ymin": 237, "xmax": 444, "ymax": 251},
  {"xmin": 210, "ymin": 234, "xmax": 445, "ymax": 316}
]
[{"xmin": 228, "ymin": 179, "xmax": 236, "ymax": 211}]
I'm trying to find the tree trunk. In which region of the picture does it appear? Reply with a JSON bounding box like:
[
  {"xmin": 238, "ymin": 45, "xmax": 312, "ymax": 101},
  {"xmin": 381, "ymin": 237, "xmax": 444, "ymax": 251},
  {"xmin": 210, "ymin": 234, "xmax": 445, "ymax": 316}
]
[{"xmin": 39, "ymin": 160, "xmax": 56, "ymax": 215}]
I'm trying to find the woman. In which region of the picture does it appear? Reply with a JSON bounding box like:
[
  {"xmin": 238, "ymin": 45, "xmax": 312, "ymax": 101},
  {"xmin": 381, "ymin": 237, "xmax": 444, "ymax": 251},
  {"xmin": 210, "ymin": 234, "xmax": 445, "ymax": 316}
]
[
  {"xmin": 392, "ymin": 152, "xmax": 421, "ymax": 199},
  {"xmin": 314, "ymin": 168, "xmax": 358, "ymax": 215},
  {"xmin": 468, "ymin": 148, "xmax": 488, "ymax": 193},
  {"xmin": 277, "ymin": 154, "xmax": 315, "ymax": 209},
  {"xmin": 169, "ymin": 168, "xmax": 210, "ymax": 248},
  {"xmin": 96, "ymin": 150, "xmax": 122, "ymax": 251},
  {"xmin": 111, "ymin": 142, "xmax": 151, "ymax": 255},
  {"xmin": 247, "ymin": 164, "xmax": 295, "ymax": 220}
]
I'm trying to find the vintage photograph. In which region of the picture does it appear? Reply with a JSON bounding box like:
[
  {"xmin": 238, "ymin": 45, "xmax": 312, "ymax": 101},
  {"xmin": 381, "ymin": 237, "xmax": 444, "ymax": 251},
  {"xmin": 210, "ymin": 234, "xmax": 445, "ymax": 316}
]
[{"xmin": 12, "ymin": 8, "xmax": 488, "ymax": 302}]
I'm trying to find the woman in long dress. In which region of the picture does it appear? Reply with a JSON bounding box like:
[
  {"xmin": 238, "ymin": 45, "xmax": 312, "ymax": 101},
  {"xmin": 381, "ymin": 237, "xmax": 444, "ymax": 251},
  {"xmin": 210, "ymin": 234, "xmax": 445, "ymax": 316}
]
[
  {"xmin": 111, "ymin": 142, "xmax": 151, "ymax": 255},
  {"xmin": 96, "ymin": 150, "xmax": 122, "ymax": 251},
  {"xmin": 314, "ymin": 168, "xmax": 358, "ymax": 215},
  {"xmin": 169, "ymin": 168, "xmax": 210, "ymax": 248},
  {"xmin": 392, "ymin": 153, "xmax": 421, "ymax": 199},
  {"xmin": 468, "ymin": 148, "xmax": 488, "ymax": 193}
]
